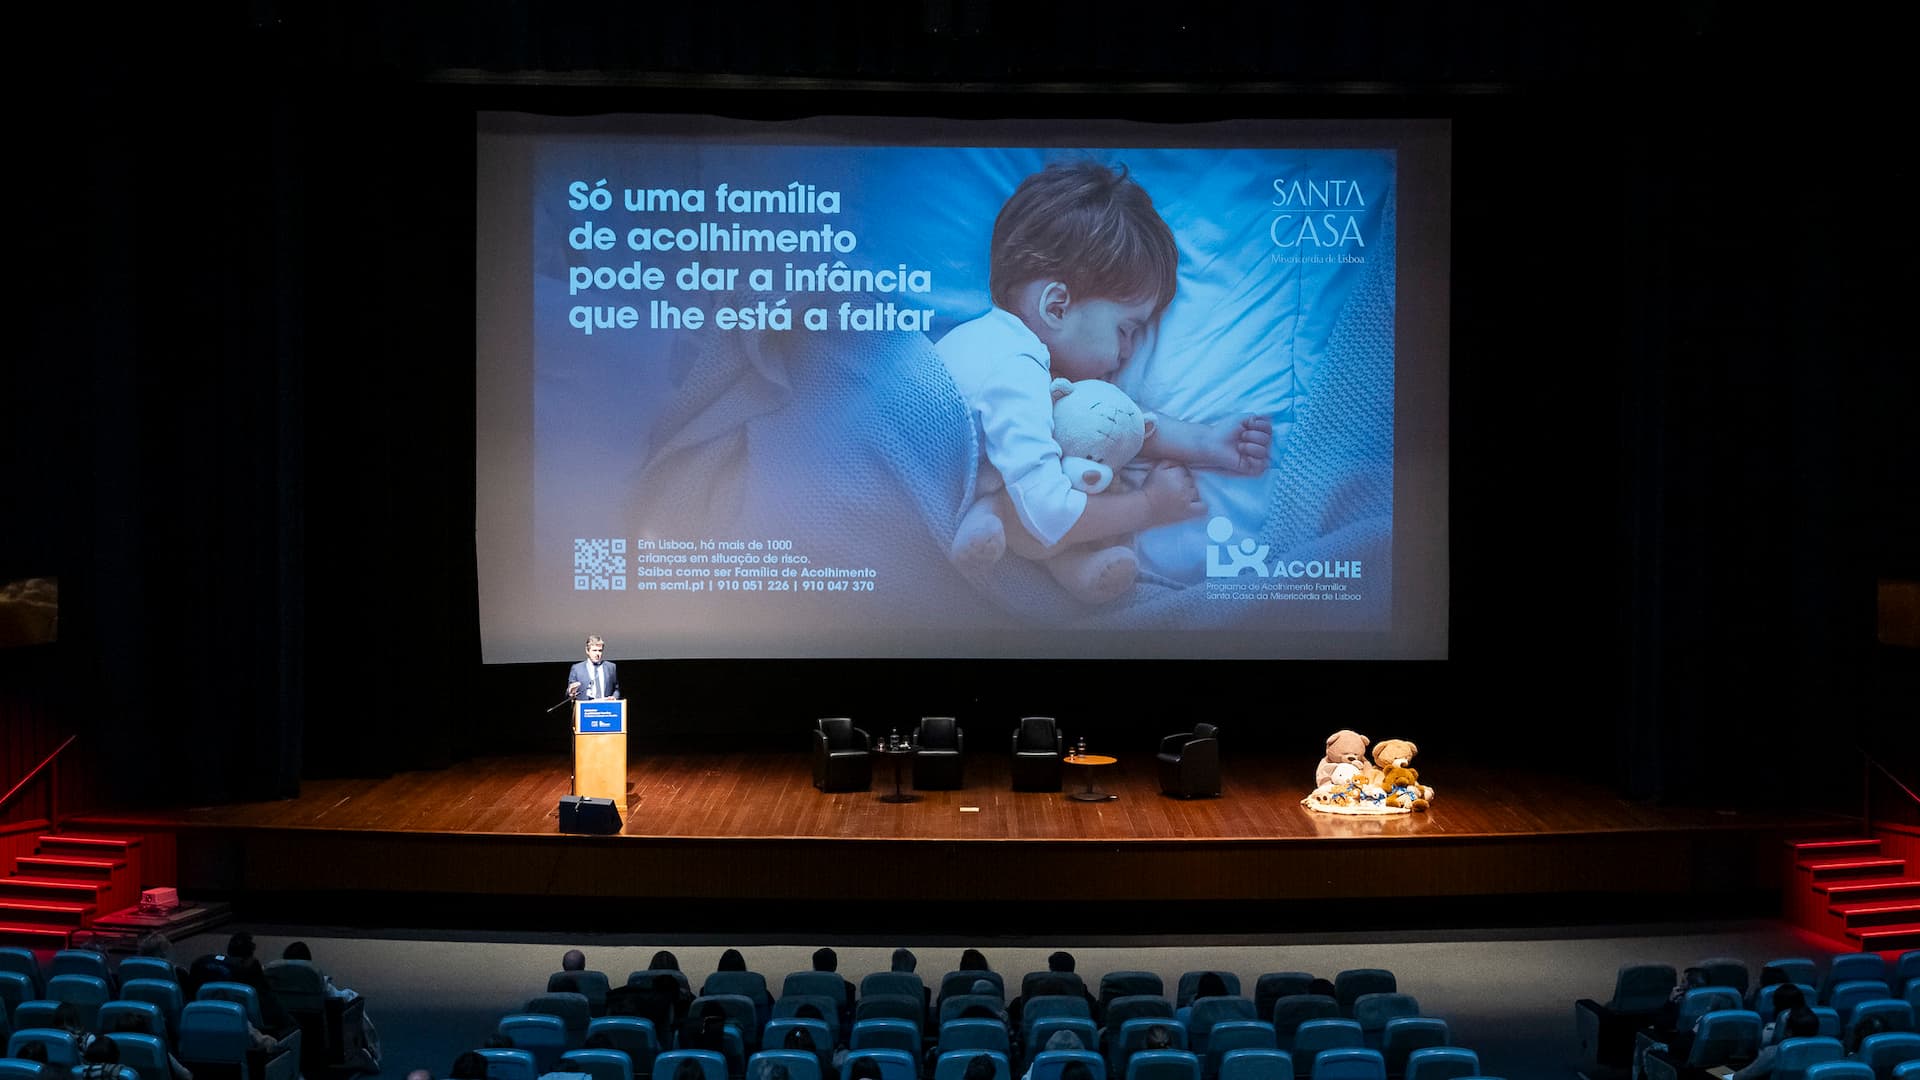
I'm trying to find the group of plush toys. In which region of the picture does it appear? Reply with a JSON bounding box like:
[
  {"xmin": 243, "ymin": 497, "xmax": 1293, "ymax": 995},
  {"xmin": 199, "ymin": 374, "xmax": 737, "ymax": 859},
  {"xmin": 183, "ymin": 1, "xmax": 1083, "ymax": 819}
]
[{"xmin": 1302, "ymin": 728, "xmax": 1435, "ymax": 815}]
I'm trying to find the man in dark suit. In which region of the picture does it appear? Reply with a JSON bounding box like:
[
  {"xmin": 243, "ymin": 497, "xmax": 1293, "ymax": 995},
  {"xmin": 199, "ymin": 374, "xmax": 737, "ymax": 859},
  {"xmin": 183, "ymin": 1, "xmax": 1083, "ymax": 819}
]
[{"xmin": 567, "ymin": 635, "xmax": 621, "ymax": 701}]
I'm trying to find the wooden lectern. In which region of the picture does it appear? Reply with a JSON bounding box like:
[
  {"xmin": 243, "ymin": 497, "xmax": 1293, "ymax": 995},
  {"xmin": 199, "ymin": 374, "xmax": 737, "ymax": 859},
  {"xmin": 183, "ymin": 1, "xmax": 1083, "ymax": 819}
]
[{"xmin": 572, "ymin": 699, "xmax": 628, "ymax": 803}]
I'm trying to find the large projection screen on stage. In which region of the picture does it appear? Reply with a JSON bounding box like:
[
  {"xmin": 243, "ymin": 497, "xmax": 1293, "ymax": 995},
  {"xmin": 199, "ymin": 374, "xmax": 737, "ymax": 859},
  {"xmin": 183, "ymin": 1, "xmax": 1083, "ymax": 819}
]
[{"xmin": 477, "ymin": 114, "xmax": 1449, "ymax": 662}]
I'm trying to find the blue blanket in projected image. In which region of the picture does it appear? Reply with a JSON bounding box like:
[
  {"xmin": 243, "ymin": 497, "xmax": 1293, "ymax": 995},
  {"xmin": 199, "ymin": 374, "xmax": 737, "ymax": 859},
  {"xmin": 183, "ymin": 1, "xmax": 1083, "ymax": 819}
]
[{"xmin": 624, "ymin": 200, "xmax": 1392, "ymax": 631}]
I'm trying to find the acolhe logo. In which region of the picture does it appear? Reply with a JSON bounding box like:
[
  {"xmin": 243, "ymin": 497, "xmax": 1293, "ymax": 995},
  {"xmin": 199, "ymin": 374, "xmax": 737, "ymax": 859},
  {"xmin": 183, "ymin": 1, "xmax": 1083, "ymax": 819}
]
[{"xmin": 1205, "ymin": 517, "xmax": 1363, "ymax": 580}]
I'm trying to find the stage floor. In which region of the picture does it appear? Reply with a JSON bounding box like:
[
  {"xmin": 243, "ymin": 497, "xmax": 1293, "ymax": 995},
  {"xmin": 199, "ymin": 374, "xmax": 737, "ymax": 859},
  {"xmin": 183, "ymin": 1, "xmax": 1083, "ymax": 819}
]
[
  {"xmin": 73, "ymin": 751, "xmax": 1848, "ymax": 925},
  {"xmin": 95, "ymin": 749, "xmax": 1828, "ymax": 842}
]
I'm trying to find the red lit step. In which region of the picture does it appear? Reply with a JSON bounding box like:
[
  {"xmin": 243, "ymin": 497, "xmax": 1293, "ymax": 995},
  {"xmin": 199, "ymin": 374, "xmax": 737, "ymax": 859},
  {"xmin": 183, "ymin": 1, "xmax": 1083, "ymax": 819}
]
[
  {"xmin": 1848, "ymin": 922, "xmax": 1920, "ymax": 951},
  {"xmin": 1799, "ymin": 857, "xmax": 1907, "ymax": 880},
  {"xmin": 1821, "ymin": 879, "xmax": 1920, "ymax": 903},
  {"xmin": 14, "ymin": 855, "xmax": 122, "ymax": 878},
  {"xmin": 37, "ymin": 834, "xmax": 140, "ymax": 856},
  {"xmin": 1792, "ymin": 838, "xmax": 1880, "ymax": 855},
  {"xmin": 0, "ymin": 876, "xmax": 109, "ymax": 902},
  {"xmin": 1830, "ymin": 900, "xmax": 1920, "ymax": 929},
  {"xmin": 0, "ymin": 922, "xmax": 72, "ymax": 948},
  {"xmin": 0, "ymin": 899, "xmax": 94, "ymax": 927}
]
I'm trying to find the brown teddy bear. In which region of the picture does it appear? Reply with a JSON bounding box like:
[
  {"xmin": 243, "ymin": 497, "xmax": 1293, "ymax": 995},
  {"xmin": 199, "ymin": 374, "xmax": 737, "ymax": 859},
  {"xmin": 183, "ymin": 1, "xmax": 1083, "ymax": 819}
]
[
  {"xmin": 1372, "ymin": 738, "xmax": 1433, "ymax": 811},
  {"xmin": 1317, "ymin": 729, "xmax": 1372, "ymax": 786}
]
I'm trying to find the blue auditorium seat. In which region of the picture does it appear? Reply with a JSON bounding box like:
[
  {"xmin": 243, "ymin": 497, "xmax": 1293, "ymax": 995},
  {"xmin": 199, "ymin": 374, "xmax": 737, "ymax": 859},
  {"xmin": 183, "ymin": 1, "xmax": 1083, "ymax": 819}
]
[
  {"xmin": 1823, "ymin": 956, "xmax": 1889, "ymax": 1005},
  {"xmin": 1253, "ymin": 977, "xmax": 1314, "ymax": 1024},
  {"xmin": 1176, "ymin": 976, "xmax": 1243, "ymax": 1012},
  {"xmin": 115, "ymin": 959, "xmax": 176, "ymax": 987},
  {"xmin": 1332, "ymin": 975, "xmax": 1396, "ymax": 1021},
  {"xmin": 497, "ymin": 1012, "xmax": 569, "ymax": 1073},
  {"xmin": 562, "ymin": 1048, "xmax": 636, "ymax": 1080},
  {"xmin": 478, "ymin": 1048, "xmax": 538, "ymax": 1080},
  {"xmin": 1289, "ymin": 1022, "xmax": 1362, "ymax": 1079},
  {"xmin": 1218, "ymin": 1050, "xmax": 1290, "ymax": 1080},
  {"xmin": 1377, "ymin": 1018, "xmax": 1447, "ymax": 1078},
  {"xmin": 1027, "ymin": 1050, "xmax": 1107, "ymax": 1080},
  {"xmin": 527, "ymin": 991, "xmax": 594, "ymax": 1047},
  {"xmin": 7, "ymin": 1029, "xmax": 79, "ymax": 1068},
  {"xmin": 1308, "ymin": 1048, "xmax": 1384, "ymax": 1080},
  {"xmin": 750, "ymin": 1049, "xmax": 825, "ymax": 1080},
  {"xmin": 589, "ymin": 1017, "xmax": 661, "ymax": 1075},
  {"xmin": 1125, "ymin": 1050, "xmax": 1200, "ymax": 1080},
  {"xmin": 840, "ymin": 1048, "xmax": 915, "ymax": 1080},
  {"xmin": 1398, "ymin": 1048, "xmax": 1478, "ymax": 1080},
  {"xmin": 1108, "ymin": 1018, "xmax": 1187, "ymax": 1078},
  {"xmin": 655, "ymin": 1050, "xmax": 729, "ymax": 1080},
  {"xmin": 934, "ymin": 1050, "xmax": 1010, "ymax": 1080}
]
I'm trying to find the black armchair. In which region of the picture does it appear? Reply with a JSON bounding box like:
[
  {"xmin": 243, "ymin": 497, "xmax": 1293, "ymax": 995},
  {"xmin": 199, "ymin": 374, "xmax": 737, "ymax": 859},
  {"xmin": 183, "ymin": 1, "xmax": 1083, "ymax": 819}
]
[
  {"xmin": 813, "ymin": 717, "xmax": 873, "ymax": 791},
  {"xmin": 912, "ymin": 716, "xmax": 965, "ymax": 790},
  {"xmin": 1157, "ymin": 722, "xmax": 1221, "ymax": 797},
  {"xmin": 1010, "ymin": 715, "xmax": 1063, "ymax": 791}
]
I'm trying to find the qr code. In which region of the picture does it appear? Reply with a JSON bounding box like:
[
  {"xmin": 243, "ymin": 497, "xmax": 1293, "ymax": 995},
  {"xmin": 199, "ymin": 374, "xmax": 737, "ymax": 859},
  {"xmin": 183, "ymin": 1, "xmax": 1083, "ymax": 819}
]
[{"xmin": 573, "ymin": 538, "xmax": 627, "ymax": 591}]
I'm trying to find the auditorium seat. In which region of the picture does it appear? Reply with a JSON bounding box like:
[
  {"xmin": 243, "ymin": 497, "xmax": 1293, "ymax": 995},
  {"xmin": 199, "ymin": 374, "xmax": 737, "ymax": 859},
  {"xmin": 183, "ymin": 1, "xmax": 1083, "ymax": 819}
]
[
  {"xmin": 0, "ymin": 1063, "xmax": 44, "ymax": 1080},
  {"xmin": 1770, "ymin": 1036, "xmax": 1844, "ymax": 1080},
  {"xmin": 1672, "ymin": 988, "xmax": 1741, "ymax": 1031},
  {"xmin": 1376, "ymin": 1018, "xmax": 1447, "ymax": 1078},
  {"xmin": 1756, "ymin": 983, "xmax": 1819, "ymax": 1019},
  {"xmin": 856, "ymin": 993, "xmax": 925, "ymax": 1034},
  {"xmin": 692, "ymin": 993, "xmax": 763, "ymax": 1051},
  {"xmin": 1028, "ymin": 1049, "xmax": 1106, "ymax": 1080},
  {"xmin": 1125, "ymin": 1050, "xmax": 1200, "ymax": 1080},
  {"xmin": 98, "ymin": 1000, "xmax": 167, "ymax": 1040},
  {"xmin": 479, "ymin": 1048, "xmax": 539, "ymax": 1080},
  {"xmin": 841, "ymin": 1048, "xmax": 916, "ymax": 1080},
  {"xmin": 1694, "ymin": 958, "xmax": 1751, "ymax": 999},
  {"xmin": 813, "ymin": 718, "xmax": 873, "ymax": 792},
  {"xmin": 1254, "ymin": 976, "xmax": 1315, "ymax": 1024},
  {"xmin": 266, "ymin": 958, "xmax": 371, "ymax": 1075},
  {"xmin": 1331, "ymin": 974, "xmax": 1395, "ymax": 1020},
  {"xmin": 913, "ymin": 717, "xmax": 965, "ymax": 790},
  {"xmin": 1822, "ymin": 955, "xmax": 1890, "ymax": 1004},
  {"xmin": 850, "ymin": 1018, "xmax": 919, "ymax": 1060},
  {"xmin": 1288, "ymin": 1022, "xmax": 1362, "ymax": 1079},
  {"xmin": 1218, "ymin": 1049, "xmax": 1291, "ymax": 1080},
  {"xmin": 1105, "ymin": 995, "xmax": 1176, "ymax": 1034},
  {"xmin": 1897, "ymin": 951, "xmax": 1920, "ymax": 987},
  {"xmin": 1185, "ymin": 998, "xmax": 1257, "ymax": 1056},
  {"xmin": 527, "ymin": 991, "xmax": 594, "ymax": 1047},
  {"xmin": 938, "ymin": 1018, "xmax": 1012, "ymax": 1058},
  {"xmin": 1762, "ymin": 959, "xmax": 1821, "ymax": 996},
  {"xmin": 178, "ymin": 1000, "xmax": 299, "ymax": 1080},
  {"xmin": 751, "ymin": 1049, "xmax": 825, "ymax": 1080},
  {"xmin": 50, "ymin": 950, "xmax": 114, "ymax": 988},
  {"xmin": 0, "ymin": 950, "xmax": 42, "ymax": 998},
  {"xmin": 0, "ymin": 971, "xmax": 32, "ymax": 1021},
  {"xmin": 1349, "ymin": 997, "xmax": 1418, "ymax": 1050},
  {"xmin": 117, "ymin": 958, "xmax": 176, "ymax": 986},
  {"xmin": 1827, "ymin": 981, "xmax": 1890, "ymax": 1026},
  {"xmin": 120, "ymin": 979, "xmax": 185, "ymax": 1040},
  {"xmin": 1854, "ymin": 1032, "xmax": 1920, "ymax": 1077},
  {"xmin": 197, "ymin": 981, "xmax": 268, "ymax": 1031},
  {"xmin": 1011, "ymin": 717, "xmax": 1063, "ymax": 792},
  {"xmin": 1398, "ymin": 1048, "xmax": 1478, "ymax": 1080},
  {"xmin": 772, "ymin": 996, "xmax": 842, "ymax": 1048},
  {"xmin": 549, "ymin": 969, "xmax": 613, "ymax": 1016},
  {"xmin": 1108, "ymin": 1019, "xmax": 1188, "ymax": 1078},
  {"xmin": 1099, "ymin": 974, "xmax": 1166, "ymax": 1019},
  {"xmin": 935, "ymin": 1050, "xmax": 1011, "ymax": 1080},
  {"xmin": 1642, "ymin": 1010, "xmax": 1761, "ymax": 1080},
  {"xmin": 861, "ymin": 973, "xmax": 927, "ymax": 1012},
  {"xmin": 13, "ymin": 1001, "xmax": 60, "ymax": 1031},
  {"xmin": 1574, "ymin": 962, "xmax": 1675, "ymax": 1070},
  {"xmin": 941, "ymin": 995, "xmax": 1006, "ymax": 1027},
  {"xmin": 8, "ymin": 1028, "xmax": 78, "ymax": 1068},
  {"xmin": 588, "ymin": 1016, "xmax": 662, "ymax": 1076},
  {"xmin": 498, "ymin": 1012, "xmax": 570, "ymax": 1072},
  {"xmin": 1176, "ymin": 974, "xmax": 1243, "ymax": 1011},
  {"xmin": 47, "ymin": 973, "xmax": 110, "ymax": 1032},
  {"xmin": 655, "ymin": 1050, "xmax": 728, "ymax": 1080},
  {"xmin": 1021, "ymin": 995, "xmax": 1092, "ymax": 1044},
  {"xmin": 763, "ymin": 1018, "xmax": 834, "ymax": 1074},
  {"xmin": 1845, "ymin": 998, "xmax": 1914, "ymax": 1044},
  {"xmin": 1272, "ymin": 998, "xmax": 1339, "ymax": 1051},
  {"xmin": 1306, "ymin": 1047, "xmax": 1384, "ymax": 1080},
  {"xmin": 940, "ymin": 971, "xmax": 1006, "ymax": 1005},
  {"xmin": 1027, "ymin": 1017, "xmax": 1098, "ymax": 1063},
  {"xmin": 1203, "ymin": 1021, "xmax": 1276, "ymax": 1080},
  {"xmin": 704, "ymin": 970, "xmax": 774, "ymax": 1025},
  {"xmin": 1798, "ymin": 1062, "xmax": 1872, "ymax": 1080},
  {"xmin": 1157, "ymin": 724, "xmax": 1221, "ymax": 799},
  {"xmin": 563, "ymin": 1048, "xmax": 635, "ymax": 1080}
]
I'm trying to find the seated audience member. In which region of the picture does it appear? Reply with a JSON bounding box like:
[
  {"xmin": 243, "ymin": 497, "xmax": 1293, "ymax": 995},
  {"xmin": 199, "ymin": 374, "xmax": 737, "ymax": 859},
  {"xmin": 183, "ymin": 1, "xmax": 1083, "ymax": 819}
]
[
  {"xmin": 114, "ymin": 1010, "xmax": 193, "ymax": 1080},
  {"xmin": 137, "ymin": 932, "xmax": 192, "ymax": 984},
  {"xmin": 450, "ymin": 1052, "xmax": 490, "ymax": 1080},
  {"xmin": 963, "ymin": 1056, "xmax": 997, "ymax": 1080},
  {"xmin": 1730, "ymin": 1008, "xmax": 1819, "ymax": 1080},
  {"xmin": 959, "ymin": 950, "xmax": 992, "ymax": 974},
  {"xmin": 683, "ymin": 1003, "xmax": 731, "ymax": 1056},
  {"xmin": 812, "ymin": 947, "xmax": 857, "ymax": 1031},
  {"xmin": 280, "ymin": 940, "xmax": 381, "ymax": 1071},
  {"xmin": 674, "ymin": 1059, "xmax": 707, "ymax": 1080},
  {"xmin": 1012, "ymin": 952, "xmax": 1095, "ymax": 1027},
  {"xmin": 849, "ymin": 1059, "xmax": 884, "ymax": 1080},
  {"xmin": 1058, "ymin": 1063, "xmax": 1094, "ymax": 1080},
  {"xmin": 1846, "ymin": 1014, "xmax": 1889, "ymax": 1056},
  {"xmin": 563, "ymin": 949, "xmax": 588, "ymax": 973},
  {"xmin": 55, "ymin": 1001, "xmax": 101, "ymax": 1054},
  {"xmin": 1760, "ymin": 984, "xmax": 1806, "ymax": 1043},
  {"xmin": 892, "ymin": 950, "xmax": 917, "ymax": 974},
  {"xmin": 191, "ymin": 932, "xmax": 296, "ymax": 1038},
  {"xmin": 1143, "ymin": 1027, "xmax": 1174, "ymax": 1053},
  {"xmin": 14, "ymin": 1041, "xmax": 59, "ymax": 1080},
  {"xmin": 1019, "ymin": 1030, "xmax": 1087, "ymax": 1080},
  {"xmin": 753, "ymin": 1062, "xmax": 790, "ymax": 1080},
  {"xmin": 78, "ymin": 1036, "xmax": 128, "ymax": 1080},
  {"xmin": 717, "ymin": 949, "xmax": 750, "ymax": 973}
]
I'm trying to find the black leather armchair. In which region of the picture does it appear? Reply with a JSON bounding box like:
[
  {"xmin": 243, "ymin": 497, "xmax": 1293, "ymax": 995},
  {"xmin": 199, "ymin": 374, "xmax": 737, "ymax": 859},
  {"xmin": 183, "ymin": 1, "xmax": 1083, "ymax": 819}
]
[
  {"xmin": 912, "ymin": 716, "xmax": 964, "ymax": 790},
  {"xmin": 1010, "ymin": 715, "xmax": 1063, "ymax": 791},
  {"xmin": 1157, "ymin": 722, "xmax": 1221, "ymax": 797},
  {"xmin": 813, "ymin": 717, "xmax": 872, "ymax": 791}
]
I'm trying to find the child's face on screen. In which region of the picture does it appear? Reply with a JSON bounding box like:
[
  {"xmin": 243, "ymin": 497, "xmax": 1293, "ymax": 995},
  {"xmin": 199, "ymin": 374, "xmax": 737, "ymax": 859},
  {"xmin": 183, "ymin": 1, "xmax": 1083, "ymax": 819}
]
[{"xmin": 1044, "ymin": 294, "xmax": 1158, "ymax": 383}]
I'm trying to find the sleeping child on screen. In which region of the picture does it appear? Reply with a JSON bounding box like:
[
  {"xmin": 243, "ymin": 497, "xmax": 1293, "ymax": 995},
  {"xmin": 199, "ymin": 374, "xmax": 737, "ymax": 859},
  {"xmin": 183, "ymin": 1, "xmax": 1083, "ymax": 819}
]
[{"xmin": 935, "ymin": 160, "xmax": 1272, "ymax": 604}]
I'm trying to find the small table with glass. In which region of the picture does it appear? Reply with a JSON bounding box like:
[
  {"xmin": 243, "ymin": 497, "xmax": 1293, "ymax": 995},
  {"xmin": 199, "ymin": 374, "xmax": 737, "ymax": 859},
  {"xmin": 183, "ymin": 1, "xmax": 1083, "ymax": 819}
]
[{"xmin": 1062, "ymin": 745, "xmax": 1119, "ymax": 802}]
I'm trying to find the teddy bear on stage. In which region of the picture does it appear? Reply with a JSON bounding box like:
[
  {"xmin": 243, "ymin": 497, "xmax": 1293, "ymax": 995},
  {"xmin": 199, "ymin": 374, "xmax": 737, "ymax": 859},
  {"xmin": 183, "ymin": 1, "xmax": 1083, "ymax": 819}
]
[
  {"xmin": 1372, "ymin": 738, "xmax": 1434, "ymax": 812},
  {"xmin": 1316, "ymin": 729, "xmax": 1373, "ymax": 786}
]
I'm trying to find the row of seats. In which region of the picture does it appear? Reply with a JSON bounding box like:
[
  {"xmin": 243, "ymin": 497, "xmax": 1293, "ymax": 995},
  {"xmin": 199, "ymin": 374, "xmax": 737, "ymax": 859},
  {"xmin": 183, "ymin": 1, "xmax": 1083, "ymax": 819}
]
[
  {"xmin": 1575, "ymin": 949, "xmax": 1920, "ymax": 1078},
  {"xmin": 812, "ymin": 718, "xmax": 1220, "ymax": 798}
]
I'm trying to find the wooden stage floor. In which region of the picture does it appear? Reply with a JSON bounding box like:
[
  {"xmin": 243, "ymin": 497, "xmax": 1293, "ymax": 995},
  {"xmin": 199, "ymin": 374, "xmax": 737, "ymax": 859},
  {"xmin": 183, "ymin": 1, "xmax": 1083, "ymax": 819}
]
[{"xmin": 76, "ymin": 751, "xmax": 1847, "ymax": 926}]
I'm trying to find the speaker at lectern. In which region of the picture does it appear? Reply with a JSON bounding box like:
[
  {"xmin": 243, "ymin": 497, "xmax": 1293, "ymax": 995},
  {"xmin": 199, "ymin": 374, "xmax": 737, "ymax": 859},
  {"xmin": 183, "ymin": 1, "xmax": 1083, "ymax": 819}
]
[{"xmin": 568, "ymin": 699, "xmax": 627, "ymax": 829}]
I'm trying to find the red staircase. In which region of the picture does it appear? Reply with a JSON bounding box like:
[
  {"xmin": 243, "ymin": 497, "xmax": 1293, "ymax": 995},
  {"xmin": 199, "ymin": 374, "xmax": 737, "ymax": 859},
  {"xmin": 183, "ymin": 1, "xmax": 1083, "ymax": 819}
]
[
  {"xmin": 1788, "ymin": 836, "xmax": 1920, "ymax": 952},
  {"xmin": 0, "ymin": 832, "xmax": 143, "ymax": 949}
]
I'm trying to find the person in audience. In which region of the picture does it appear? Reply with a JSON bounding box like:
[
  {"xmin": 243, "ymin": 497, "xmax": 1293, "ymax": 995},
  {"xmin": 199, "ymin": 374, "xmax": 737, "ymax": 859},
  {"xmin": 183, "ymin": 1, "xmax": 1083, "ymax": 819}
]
[
  {"xmin": 717, "ymin": 949, "xmax": 749, "ymax": 972},
  {"xmin": 1011, "ymin": 951, "xmax": 1094, "ymax": 1027},
  {"xmin": 1192, "ymin": 972, "xmax": 1228, "ymax": 1001},
  {"xmin": 51, "ymin": 1001, "xmax": 99, "ymax": 1053},
  {"xmin": 196, "ymin": 931, "xmax": 296, "ymax": 1037},
  {"xmin": 682, "ymin": 1002, "xmax": 732, "ymax": 1057},
  {"xmin": 811, "ymin": 947, "xmax": 857, "ymax": 1032},
  {"xmin": 78, "ymin": 1035, "xmax": 125, "ymax": 1080},
  {"xmin": 848, "ymin": 1058, "xmax": 884, "ymax": 1080},
  {"xmin": 610, "ymin": 972, "xmax": 684, "ymax": 1033},
  {"xmin": 963, "ymin": 1055, "xmax": 997, "ymax": 1080},
  {"xmin": 753, "ymin": 1062, "xmax": 790, "ymax": 1080},
  {"xmin": 137, "ymin": 932, "xmax": 192, "ymax": 984},
  {"xmin": 1058, "ymin": 1062, "xmax": 1094, "ymax": 1080},
  {"xmin": 1306, "ymin": 978, "xmax": 1335, "ymax": 999},
  {"xmin": 1017, "ymin": 1031, "xmax": 1087, "ymax": 1080},
  {"xmin": 650, "ymin": 951, "xmax": 684, "ymax": 973},
  {"xmin": 281, "ymin": 939, "xmax": 382, "ymax": 1071},
  {"xmin": 1143, "ymin": 1026, "xmax": 1173, "ymax": 1053},
  {"xmin": 891, "ymin": 949, "xmax": 917, "ymax": 973},
  {"xmin": 1657, "ymin": 966, "xmax": 1710, "ymax": 1030},
  {"xmin": 959, "ymin": 950, "xmax": 991, "ymax": 973},
  {"xmin": 1760, "ymin": 984, "xmax": 1806, "ymax": 1043},
  {"xmin": 1847, "ymin": 1013, "xmax": 1889, "ymax": 1055},
  {"xmin": 114, "ymin": 1010, "xmax": 193, "ymax": 1080},
  {"xmin": 450, "ymin": 1051, "xmax": 490, "ymax": 1080},
  {"xmin": 14, "ymin": 1040, "xmax": 58, "ymax": 1080},
  {"xmin": 1730, "ymin": 1008, "xmax": 1819, "ymax": 1080},
  {"xmin": 563, "ymin": 949, "xmax": 588, "ymax": 973}
]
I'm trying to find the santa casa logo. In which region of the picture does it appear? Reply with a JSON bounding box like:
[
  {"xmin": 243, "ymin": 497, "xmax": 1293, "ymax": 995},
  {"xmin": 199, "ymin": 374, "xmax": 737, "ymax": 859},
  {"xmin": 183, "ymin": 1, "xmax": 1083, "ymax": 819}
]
[{"xmin": 1205, "ymin": 517, "xmax": 1363, "ymax": 580}]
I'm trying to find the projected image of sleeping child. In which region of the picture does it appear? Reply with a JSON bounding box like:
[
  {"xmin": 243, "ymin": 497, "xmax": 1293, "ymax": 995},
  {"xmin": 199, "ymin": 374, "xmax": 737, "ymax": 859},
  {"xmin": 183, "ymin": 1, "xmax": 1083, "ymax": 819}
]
[{"xmin": 935, "ymin": 160, "xmax": 1272, "ymax": 604}]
